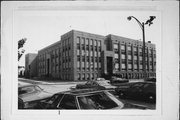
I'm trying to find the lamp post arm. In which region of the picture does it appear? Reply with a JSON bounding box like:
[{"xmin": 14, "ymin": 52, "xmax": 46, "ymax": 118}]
[{"xmin": 130, "ymin": 16, "xmax": 143, "ymax": 30}]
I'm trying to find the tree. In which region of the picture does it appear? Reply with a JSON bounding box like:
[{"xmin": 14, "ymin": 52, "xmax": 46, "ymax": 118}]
[{"xmin": 18, "ymin": 38, "xmax": 27, "ymax": 61}]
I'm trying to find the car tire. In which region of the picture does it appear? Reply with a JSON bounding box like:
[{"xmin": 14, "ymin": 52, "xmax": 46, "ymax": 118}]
[{"xmin": 146, "ymin": 93, "xmax": 155, "ymax": 103}]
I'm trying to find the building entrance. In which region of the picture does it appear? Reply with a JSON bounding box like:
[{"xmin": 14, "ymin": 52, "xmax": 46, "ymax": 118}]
[
  {"xmin": 107, "ymin": 57, "xmax": 113, "ymax": 76},
  {"xmin": 47, "ymin": 59, "xmax": 50, "ymax": 77}
]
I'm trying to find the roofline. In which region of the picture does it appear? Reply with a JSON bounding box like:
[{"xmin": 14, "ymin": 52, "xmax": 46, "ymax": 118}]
[
  {"xmin": 107, "ymin": 34, "xmax": 155, "ymax": 45},
  {"xmin": 38, "ymin": 40, "xmax": 61, "ymax": 53},
  {"xmin": 71, "ymin": 29, "xmax": 105, "ymax": 38}
]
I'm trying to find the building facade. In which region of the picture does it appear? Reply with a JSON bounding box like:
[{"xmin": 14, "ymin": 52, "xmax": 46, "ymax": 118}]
[
  {"xmin": 25, "ymin": 53, "xmax": 38, "ymax": 78},
  {"xmin": 38, "ymin": 30, "xmax": 156, "ymax": 81}
]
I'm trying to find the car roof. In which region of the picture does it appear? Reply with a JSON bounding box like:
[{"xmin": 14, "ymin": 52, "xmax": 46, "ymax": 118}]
[{"xmin": 55, "ymin": 88, "xmax": 108, "ymax": 96}]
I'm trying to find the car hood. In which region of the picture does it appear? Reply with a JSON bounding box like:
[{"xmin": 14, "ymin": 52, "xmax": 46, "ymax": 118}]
[{"xmin": 20, "ymin": 91, "xmax": 53, "ymax": 102}]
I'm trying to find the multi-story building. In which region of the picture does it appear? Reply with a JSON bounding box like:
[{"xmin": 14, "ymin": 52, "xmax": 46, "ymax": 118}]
[
  {"xmin": 38, "ymin": 30, "xmax": 156, "ymax": 81},
  {"xmin": 25, "ymin": 53, "xmax": 38, "ymax": 78}
]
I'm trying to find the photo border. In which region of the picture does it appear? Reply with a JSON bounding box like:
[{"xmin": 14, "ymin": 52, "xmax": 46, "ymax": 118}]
[{"xmin": 1, "ymin": 1, "xmax": 179, "ymax": 120}]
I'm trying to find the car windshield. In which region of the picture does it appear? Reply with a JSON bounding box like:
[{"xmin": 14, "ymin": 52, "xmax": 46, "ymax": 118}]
[{"xmin": 77, "ymin": 92, "xmax": 120, "ymax": 109}]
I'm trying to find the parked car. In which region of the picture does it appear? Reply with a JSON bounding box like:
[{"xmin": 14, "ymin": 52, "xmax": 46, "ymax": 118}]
[
  {"xmin": 18, "ymin": 84, "xmax": 53, "ymax": 108},
  {"xmin": 110, "ymin": 77, "xmax": 129, "ymax": 85},
  {"xmin": 18, "ymin": 97, "xmax": 24, "ymax": 109},
  {"xmin": 76, "ymin": 79, "xmax": 116, "ymax": 90},
  {"xmin": 34, "ymin": 89, "xmax": 148, "ymax": 110},
  {"xmin": 115, "ymin": 82, "xmax": 156, "ymax": 103},
  {"xmin": 145, "ymin": 77, "xmax": 156, "ymax": 82}
]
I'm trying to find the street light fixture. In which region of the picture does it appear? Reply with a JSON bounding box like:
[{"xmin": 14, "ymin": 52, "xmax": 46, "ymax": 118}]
[{"xmin": 127, "ymin": 16, "xmax": 156, "ymax": 79}]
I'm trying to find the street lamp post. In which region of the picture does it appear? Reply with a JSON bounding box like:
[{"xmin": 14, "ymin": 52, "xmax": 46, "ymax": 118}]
[{"xmin": 127, "ymin": 16, "xmax": 156, "ymax": 79}]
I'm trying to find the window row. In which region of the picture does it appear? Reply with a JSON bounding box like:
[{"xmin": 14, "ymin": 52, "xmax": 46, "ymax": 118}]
[
  {"xmin": 77, "ymin": 37, "xmax": 101, "ymax": 47},
  {"xmin": 77, "ymin": 44, "xmax": 101, "ymax": 51},
  {"xmin": 77, "ymin": 56, "xmax": 101, "ymax": 62},
  {"xmin": 77, "ymin": 50, "xmax": 101, "ymax": 57},
  {"xmin": 114, "ymin": 63, "xmax": 154, "ymax": 71},
  {"xmin": 77, "ymin": 62, "xmax": 101, "ymax": 69},
  {"xmin": 77, "ymin": 73, "xmax": 99, "ymax": 80},
  {"xmin": 113, "ymin": 43, "xmax": 155, "ymax": 53}
]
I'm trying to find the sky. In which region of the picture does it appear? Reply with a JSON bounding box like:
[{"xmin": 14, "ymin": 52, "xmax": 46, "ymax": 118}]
[{"xmin": 15, "ymin": 10, "xmax": 160, "ymax": 66}]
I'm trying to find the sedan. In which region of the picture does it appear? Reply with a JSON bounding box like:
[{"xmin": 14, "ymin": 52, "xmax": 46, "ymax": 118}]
[
  {"xmin": 35, "ymin": 89, "xmax": 148, "ymax": 110},
  {"xmin": 115, "ymin": 82, "xmax": 156, "ymax": 103},
  {"xmin": 18, "ymin": 84, "xmax": 53, "ymax": 108},
  {"xmin": 35, "ymin": 89, "xmax": 124, "ymax": 109}
]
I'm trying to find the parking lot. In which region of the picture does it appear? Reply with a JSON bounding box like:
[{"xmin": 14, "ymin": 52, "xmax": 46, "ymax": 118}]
[{"xmin": 18, "ymin": 78, "xmax": 156, "ymax": 110}]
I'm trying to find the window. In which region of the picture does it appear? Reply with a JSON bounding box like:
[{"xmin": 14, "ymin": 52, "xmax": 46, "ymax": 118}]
[
  {"xmin": 95, "ymin": 62, "xmax": 97, "ymax": 70},
  {"xmin": 90, "ymin": 39, "xmax": 93, "ymax": 45},
  {"xmin": 98, "ymin": 41, "xmax": 101, "ymax": 47},
  {"xmin": 128, "ymin": 55, "xmax": 132, "ymax": 60},
  {"xmin": 134, "ymin": 64, "xmax": 138, "ymax": 70},
  {"xmin": 77, "ymin": 44, "xmax": 80, "ymax": 49},
  {"xmin": 114, "ymin": 54, "xmax": 119, "ymax": 58},
  {"xmin": 94, "ymin": 51, "xmax": 97, "ymax": 57},
  {"xmin": 77, "ymin": 92, "xmax": 119, "ymax": 109},
  {"xmin": 86, "ymin": 45, "xmax": 89, "ymax": 50},
  {"xmin": 94, "ymin": 40, "xmax": 97, "ymax": 46},
  {"xmin": 134, "ymin": 47, "xmax": 137, "ymax": 51},
  {"xmin": 90, "ymin": 51, "xmax": 93, "ymax": 56},
  {"xmin": 82, "ymin": 74, "xmax": 85, "ymax": 80},
  {"xmin": 81, "ymin": 38, "xmax": 85, "ymax": 44},
  {"xmin": 98, "ymin": 52, "xmax": 101, "ymax": 57},
  {"xmin": 128, "ymin": 64, "xmax": 132, "ymax": 70},
  {"xmin": 77, "ymin": 50, "xmax": 80, "ymax": 55},
  {"xmin": 113, "ymin": 43, "xmax": 118, "ymax": 49},
  {"xmin": 150, "ymin": 65, "xmax": 152, "ymax": 70},
  {"xmin": 115, "ymin": 63, "xmax": 119, "ymax": 70},
  {"xmin": 92, "ymin": 73, "xmax": 94, "ymax": 79},
  {"xmin": 121, "ymin": 64, "xmax": 126, "ymax": 70},
  {"xmin": 82, "ymin": 50, "xmax": 85, "ymax": 56},
  {"xmin": 127, "ymin": 46, "xmax": 131, "ymax": 51},
  {"xmin": 82, "ymin": 56, "xmax": 85, "ymax": 62},
  {"xmin": 121, "ymin": 45, "xmax": 125, "ymax": 50},
  {"xmin": 77, "ymin": 74, "xmax": 80, "ymax": 80},
  {"xmin": 134, "ymin": 56, "xmax": 137, "ymax": 60},
  {"xmin": 82, "ymin": 62, "xmax": 85, "ymax": 70},
  {"xmin": 59, "ymin": 95, "xmax": 77, "ymax": 109},
  {"xmin": 87, "ymin": 74, "xmax": 90, "ymax": 80},
  {"xmin": 91, "ymin": 62, "xmax": 94, "ymax": 70},
  {"xmin": 139, "ymin": 56, "xmax": 142, "ymax": 60},
  {"xmin": 85, "ymin": 38, "xmax": 89, "ymax": 45},
  {"xmin": 139, "ymin": 48, "xmax": 142, "ymax": 52},
  {"xmin": 86, "ymin": 62, "xmax": 89, "ymax": 69},
  {"xmin": 47, "ymin": 94, "xmax": 64, "ymax": 108},
  {"xmin": 140, "ymin": 65, "xmax": 143, "ymax": 70},
  {"xmin": 77, "ymin": 62, "xmax": 80, "ymax": 69},
  {"xmin": 121, "ymin": 54, "xmax": 125, "ymax": 59}
]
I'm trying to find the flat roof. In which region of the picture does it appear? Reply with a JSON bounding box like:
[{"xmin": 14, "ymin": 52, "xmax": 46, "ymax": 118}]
[{"xmin": 38, "ymin": 40, "xmax": 61, "ymax": 53}]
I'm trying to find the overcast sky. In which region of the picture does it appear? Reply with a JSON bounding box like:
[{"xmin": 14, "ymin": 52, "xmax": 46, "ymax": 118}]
[{"xmin": 15, "ymin": 10, "xmax": 160, "ymax": 66}]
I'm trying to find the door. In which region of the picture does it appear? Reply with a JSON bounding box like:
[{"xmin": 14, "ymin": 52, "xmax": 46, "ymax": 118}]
[{"xmin": 107, "ymin": 57, "xmax": 113, "ymax": 76}]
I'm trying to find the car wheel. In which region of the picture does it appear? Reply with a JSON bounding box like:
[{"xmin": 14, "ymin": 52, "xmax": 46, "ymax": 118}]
[{"xmin": 146, "ymin": 93, "xmax": 156, "ymax": 103}]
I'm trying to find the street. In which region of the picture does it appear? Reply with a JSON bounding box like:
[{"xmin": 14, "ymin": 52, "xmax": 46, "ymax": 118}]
[{"xmin": 18, "ymin": 78, "xmax": 155, "ymax": 109}]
